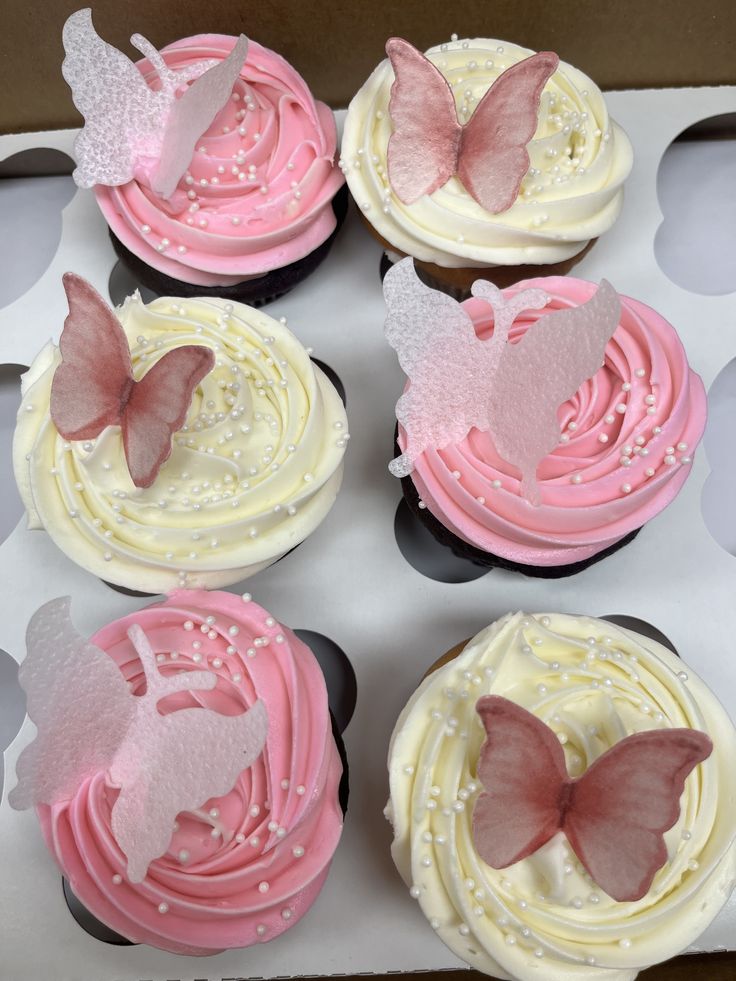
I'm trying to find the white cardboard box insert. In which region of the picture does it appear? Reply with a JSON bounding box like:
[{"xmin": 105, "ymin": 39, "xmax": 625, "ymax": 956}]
[{"xmin": 1, "ymin": 88, "xmax": 736, "ymax": 980}]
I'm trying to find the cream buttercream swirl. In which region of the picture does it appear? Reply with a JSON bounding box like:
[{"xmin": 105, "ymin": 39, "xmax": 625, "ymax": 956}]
[
  {"xmin": 342, "ymin": 37, "xmax": 633, "ymax": 268},
  {"xmin": 36, "ymin": 590, "xmax": 343, "ymax": 954},
  {"xmin": 95, "ymin": 35, "xmax": 345, "ymax": 286},
  {"xmin": 401, "ymin": 277, "xmax": 706, "ymax": 567},
  {"xmin": 13, "ymin": 295, "xmax": 348, "ymax": 593},
  {"xmin": 387, "ymin": 613, "xmax": 736, "ymax": 981}
]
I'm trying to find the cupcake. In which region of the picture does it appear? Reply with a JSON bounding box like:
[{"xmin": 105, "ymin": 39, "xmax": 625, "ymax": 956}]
[
  {"xmin": 342, "ymin": 35, "xmax": 632, "ymax": 298},
  {"xmin": 385, "ymin": 259, "xmax": 705, "ymax": 578},
  {"xmin": 10, "ymin": 590, "xmax": 345, "ymax": 955},
  {"xmin": 386, "ymin": 611, "xmax": 736, "ymax": 980},
  {"xmin": 62, "ymin": 9, "xmax": 346, "ymax": 305},
  {"xmin": 13, "ymin": 274, "xmax": 348, "ymax": 593}
]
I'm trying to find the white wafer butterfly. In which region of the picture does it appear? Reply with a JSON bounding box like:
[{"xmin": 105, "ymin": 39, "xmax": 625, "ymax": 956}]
[
  {"xmin": 10, "ymin": 598, "xmax": 268, "ymax": 883},
  {"xmin": 62, "ymin": 8, "xmax": 248, "ymax": 198},
  {"xmin": 384, "ymin": 259, "xmax": 621, "ymax": 505}
]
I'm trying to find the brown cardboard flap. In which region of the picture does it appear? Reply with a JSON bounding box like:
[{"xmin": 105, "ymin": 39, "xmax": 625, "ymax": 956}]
[
  {"xmin": 349, "ymin": 960, "xmax": 736, "ymax": 981},
  {"xmin": 1, "ymin": 0, "xmax": 736, "ymax": 135}
]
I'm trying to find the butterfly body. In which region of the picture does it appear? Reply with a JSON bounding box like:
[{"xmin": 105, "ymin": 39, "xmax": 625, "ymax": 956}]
[
  {"xmin": 385, "ymin": 38, "xmax": 559, "ymax": 214},
  {"xmin": 472, "ymin": 695, "xmax": 712, "ymax": 902}
]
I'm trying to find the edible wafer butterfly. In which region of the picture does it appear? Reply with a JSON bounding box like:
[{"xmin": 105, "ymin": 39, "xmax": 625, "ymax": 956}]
[
  {"xmin": 384, "ymin": 259, "xmax": 621, "ymax": 506},
  {"xmin": 10, "ymin": 598, "xmax": 268, "ymax": 883},
  {"xmin": 385, "ymin": 38, "xmax": 559, "ymax": 214},
  {"xmin": 472, "ymin": 695, "xmax": 712, "ymax": 902},
  {"xmin": 50, "ymin": 273, "xmax": 215, "ymax": 488},
  {"xmin": 62, "ymin": 8, "xmax": 249, "ymax": 198}
]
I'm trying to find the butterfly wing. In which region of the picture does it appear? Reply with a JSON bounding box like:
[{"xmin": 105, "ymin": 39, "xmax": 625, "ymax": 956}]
[
  {"xmin": 486, "ymin": 279, "xmax": 621, "ymax": 503},
  {"xmin": 62, "ymin": 9, "xmax": 169, "ymax": 188},
  {"xmin": 9, "ymin": 598, "xmax": 134, "ymax": 810},
  {"xmin": 50, "ymin": 273, "xmax": 134, "ymax": 440},
  {"xmin": 152, "ymin": 35, "xmax": 249, "ymax": 199},
  {"xmin": 384, "ymin": 258, "xmax": 492, "ymax": 476},
  {"xmin": 111, "ymin": 699, "xmax": 268, "ymax": 882},
  {"xmin": 472, "ymin": 696, "xmax": 567, "ymax": 868},
  {"xmin": 122, "ymin": 345, "xmax": 215, "ymax": 488},
  {"xmin": 458, "ymin": 52, "xmax": 559, "ymax": 214},
  {"xmin": 385, "ymin": 38, "xmax": 462, "ymax": 205},
  {"xmin": 564, "ymin": 729, "xmax": 713, "ymax": 902}
]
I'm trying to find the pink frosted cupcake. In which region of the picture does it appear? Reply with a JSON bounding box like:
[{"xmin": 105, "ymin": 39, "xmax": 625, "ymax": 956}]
[
  {"xmin": 10, "ymin": 591, "xmax": 345, "ymax": 954},
  {"xmin": 385, "ymin": 261, "xmax": 706, "ymax": 577},
  {"xmin": 62, "ymin": 10, "xmax": 346, "ymax": 305}
]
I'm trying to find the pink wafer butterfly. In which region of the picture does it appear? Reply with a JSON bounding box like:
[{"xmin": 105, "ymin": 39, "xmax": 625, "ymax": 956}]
[
  {"xmin": 472, "ymin": 695, "xmax": 712, "ymax": 902},
  {"xmin": 10, "ymin": 598, "xmax": 268, "ymax": 883},
  {"xmin": 50, "ymin": 273, "xmax": 215, "ymax": 488},
  {"xmin": 62, "ymin": 8, "xmax": 249, "ymax": 198},
  {"xmin": 385, "ymin": 38, "xmax": 559, "ymax": 214},
  {"xmin": 384, "ymin": 259, "xmax": 621, "ymax": 505}
]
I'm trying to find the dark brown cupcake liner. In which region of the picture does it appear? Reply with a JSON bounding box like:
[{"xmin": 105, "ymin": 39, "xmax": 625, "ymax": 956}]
[
  {"xmin": 397, "ymin": 442, "xmax": 641, "ymax": 580},
  {"xmin": 109, "ymin": 184, "xmax": 349, "ymax": 307}
]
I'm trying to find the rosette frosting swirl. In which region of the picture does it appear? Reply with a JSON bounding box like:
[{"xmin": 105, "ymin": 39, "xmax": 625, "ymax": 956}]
[
  {"xmin": 37, "ymin": 590, "xmax": 343, "ymax": 954},
  {"xmin": 342, "ymin": 37, "xmax": 632, "ymax": 268},
  {"xmin": 400, "ymin": 277, "xmax": 706, "ymax": 567},
  {"xmin": 95, "ymin": 35, "xmax": 345, "ymax": 286},
  {"xmin": 387, "ymin": 612, "xmax": 736, "ymax": 980},
  {"xmin": 14, "ymin": 294, "xmax": 348, "ymax": 592}
]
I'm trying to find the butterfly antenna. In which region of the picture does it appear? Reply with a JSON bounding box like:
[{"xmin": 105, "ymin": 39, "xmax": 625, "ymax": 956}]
[
  {"xmin": 130, "ymin": 34, "xmax": 179, "ymax": 97},
  {"xmin": 471, "ymin": 282, "xmax": 549, "ymax": 347},
  {"xmin": 126, "ymin": 623, "xmax": 217, "ymax": 699}
]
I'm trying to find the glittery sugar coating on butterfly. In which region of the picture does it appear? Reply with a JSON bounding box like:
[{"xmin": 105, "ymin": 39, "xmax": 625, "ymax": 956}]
[
  {"xmin": 385, "ymin": 38, "xmax": 559, "ymax": 214},
  {"xmin": 384, "ymin": 259, "xmax": 621, "ymax": 505},
  {"xmin": 10, "ymin": 598, "xmax": 268, "ymax": 884},
  {"xmin": 49, "ymin": 273, "xmax": 215, "ymax": 488},
  {"xmin": 62, "ymin": 8, "xmax": 249, "ymax": 198},
  {"xmin": 471, "ymin": 695, "xmax": 712, "ymax": 902}
]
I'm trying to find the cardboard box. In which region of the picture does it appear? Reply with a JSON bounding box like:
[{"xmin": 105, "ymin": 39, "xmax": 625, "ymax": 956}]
[
  {"xmin": 2, "ymin": 0, "xmax": 736, "ymax": 133},
  {"xmin": 1, "ymin": 6, "xmax": 736, "ymax": 980}
]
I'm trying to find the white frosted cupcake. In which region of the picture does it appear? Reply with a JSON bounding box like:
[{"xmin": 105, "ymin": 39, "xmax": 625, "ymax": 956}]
[
  {"xmin": 343, "ymin": 36, "xmax": 633, "ymax": 296},
  {"xmin": 14, "ymin": 276, "xmax": 348, "ymax": 593},
  {"xmin": 387, "ymin": 613, "xmax": 736, "ymax": 980}
]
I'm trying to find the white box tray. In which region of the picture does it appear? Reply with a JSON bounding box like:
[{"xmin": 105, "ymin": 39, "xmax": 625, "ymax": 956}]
[{"xmin": 1, "ymin": 89, "xmax": 736, "ymax": 980}]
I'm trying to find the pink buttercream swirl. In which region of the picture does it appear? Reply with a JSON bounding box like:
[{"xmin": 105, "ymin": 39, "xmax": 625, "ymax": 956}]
[
  {"xmin": 94, "ymin": 35, "xmax": 345, "ymax": 286},
  {"xmin": 37, "ymin": 590, "xmax": 343, "ymax": 954},
  {"xmin": 400, "ymin": 276, "xmax": 707, "ymax": 567}
]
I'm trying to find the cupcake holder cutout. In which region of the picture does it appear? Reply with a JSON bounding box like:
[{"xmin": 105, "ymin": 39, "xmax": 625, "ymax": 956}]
[
  {"xmin": 108, "ymin": 260, "xmax": 156, "ymax": 307},
  {"xmin": 655, "ymin": 114, "xmax": 736, "ymax": 296},
  {"xmin": 0, "ymin": 363, "xmax": 27, "ymax": 546},
  {"xmin": 702, "ymin": 355, "xmax": 736, "ymax": 555},
  {"xmin": 393, "ymin": 496, "xmax": 488, "ymax": 583},
  {"xmin": 3, "ymin": 81, "xmax": 736, "ymax": 978},
  {"xmin": 62, "ymin": 877, "xmax": 134, "ymax": 946},
  {"xmin": 0, "ymin": 148, "xmax": 76, "ymax": 309},
  {"xmin": 0, "ymin": 647, "xmax": 25, "ymax": 803}
]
